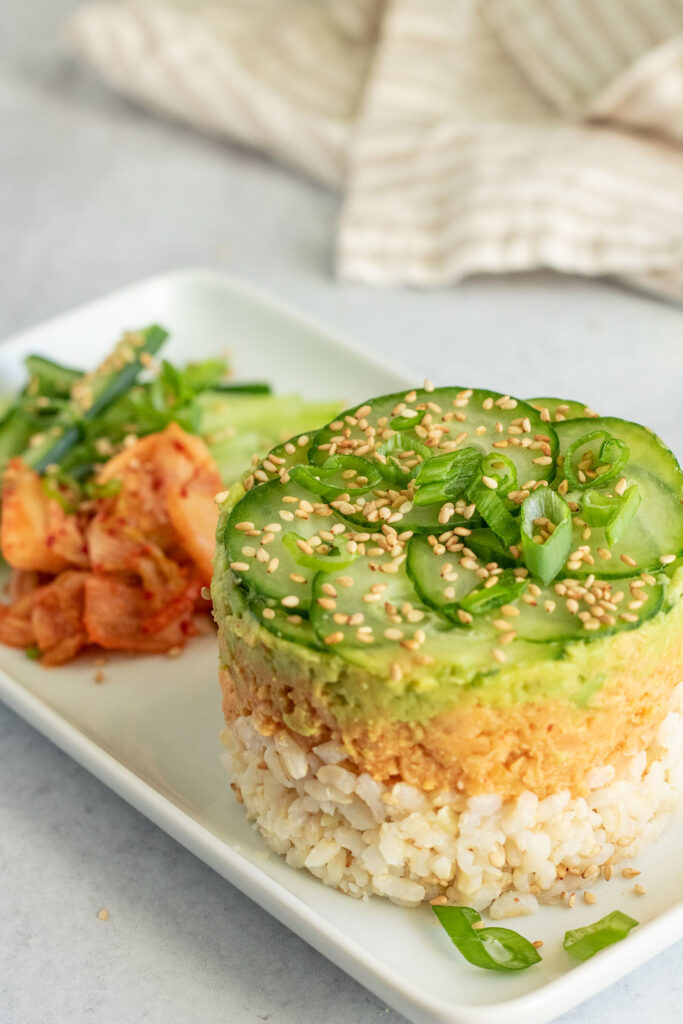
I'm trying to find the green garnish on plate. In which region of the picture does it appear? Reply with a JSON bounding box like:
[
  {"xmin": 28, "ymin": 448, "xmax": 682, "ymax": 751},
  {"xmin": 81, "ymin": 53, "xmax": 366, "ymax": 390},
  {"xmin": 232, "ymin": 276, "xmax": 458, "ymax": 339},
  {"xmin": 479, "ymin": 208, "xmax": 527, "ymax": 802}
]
[
  {"xmin": 564, "ymin": 911, "xmax": 639, "ymax": 962},
  {"xmin": 432, "ymin": 905, "xmax": 542, "ymax": 972}
]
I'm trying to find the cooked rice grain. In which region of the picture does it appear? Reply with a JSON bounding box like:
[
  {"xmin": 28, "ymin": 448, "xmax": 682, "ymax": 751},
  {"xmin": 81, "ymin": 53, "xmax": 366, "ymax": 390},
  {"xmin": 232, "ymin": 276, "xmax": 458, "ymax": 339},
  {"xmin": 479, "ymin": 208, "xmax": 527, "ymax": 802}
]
[{"xmin": 221, "ymin": 683, "xmax": 683, "ymax": 913}]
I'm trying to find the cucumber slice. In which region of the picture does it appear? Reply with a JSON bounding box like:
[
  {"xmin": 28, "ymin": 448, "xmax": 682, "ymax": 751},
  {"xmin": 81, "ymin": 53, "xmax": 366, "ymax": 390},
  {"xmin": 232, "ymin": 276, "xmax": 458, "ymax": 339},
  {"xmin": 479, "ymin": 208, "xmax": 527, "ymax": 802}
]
[
  {"xmin": 246, "ymin": 593, "xmax": 324, "ymax": 650},
  {"xmin": 406, "ymin": 533, "xmax": 491, "ymax": 619},
  {"xmin": 554, "ymin": 417, "xmax": 683, "ymax": 577},
  {"xmin": 223, "ymin": 479, "xmax": 348, "ymax": 610},
  {"xmin": 308, "ymin": 388, "xmax": 557, "ymax": 533},
  {"xmin": 528, "ymin": 397, "xmax": 600, "ymax": 423},
  {"xmin": 310, "ymin": 552, "xmax": 453, "ymax": 670},
  {"xmin": 248, "ymin": 432, "xmax": 312, "ymax": 484},
  {"xmin": 510, "ymin": 575, "xmax": 663, "ymax": 642}
]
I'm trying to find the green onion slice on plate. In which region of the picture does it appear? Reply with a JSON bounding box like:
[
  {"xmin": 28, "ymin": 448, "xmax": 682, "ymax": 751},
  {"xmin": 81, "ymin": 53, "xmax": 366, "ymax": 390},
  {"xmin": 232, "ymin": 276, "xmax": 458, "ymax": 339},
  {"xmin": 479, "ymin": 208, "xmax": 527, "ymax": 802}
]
[
  {"xmin": 432, "ymin": 906, "xmax": 541, "ymax": 972},
  {"xmin": 564, "ymin": 911, "xmax": 638, "ymax": 962}
]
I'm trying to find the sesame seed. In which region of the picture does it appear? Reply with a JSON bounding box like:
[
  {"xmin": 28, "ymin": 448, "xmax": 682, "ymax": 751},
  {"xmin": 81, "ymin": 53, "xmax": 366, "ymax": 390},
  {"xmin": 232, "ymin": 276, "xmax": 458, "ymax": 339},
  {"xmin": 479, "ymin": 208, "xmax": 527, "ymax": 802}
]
[
  {"xmin": 324, "ymin": 632, "xmax": 344, "ymax": 645},
  {"xmin": 622, "ymin": 867, "xmax": 641, "ymax": 878},
  {"xmin": 317, "ymin": 597, "xmax": 337, "ymax": 610},
  {"xmin": 167, "ymin": 646, "xmax": 182, "ymax": 658},
  {"xmin": 279, "ymin": 510, "xmax": 294, "ymax": 521},
  {"xmin": 389, "ymin": 662, "xmax": 403, "ymax": 682},
  {"xmin": 281, "ymin": 595, "xmax": 300, "ymax": 608},
  {"xmin": 235, "ymin": 521, "xmax": 255, "ymax": 531},
  {"xmin": 424, "ymin": 378, "xmax": 435, "ymax": 392},
  {"xmin": 97, "ymin": 908, "xmax": 109, "ymax": 921},
  {"xmin": 230, "ymin": 561, "xmax": 250, "ymax": 572},
  {"xmin": 532, "ymin": 455, "xmax": 552, "ymax": 466},
  {"xmin": 634, "ymin": 884, "xmax": 646, "ymax": 896},
  {"xmin": 532, "ymin": 940, "xmax": 543, "ymax": 950},
  {"xmin": 567, "ymin": 893, "xmax": 576, "ymax": 909},
  {"xmin": 620, "ymin": 553, "xmax": 637, "ymax": 567},
  {"xmin": 262, "ymin": 607, "xmax": 276, "ymax": 620},
  {"xmin": 583, "ymin": 892, "xmax": 596, "ymax": 905},
  {"xmin": 499, "ymin": 631, "xmax": 516, "ymax": 645},
  {"xmin": 457, "ymin": 609, "xmax": 473, "ymax": 625},
  {"xmin": 491, "ymin": 647, "xmax": 506, "ymax": 663},
  {"xmin": 660, "ymin": 554, "xmax": 676, "ymax": 565},
  {"xmin": 481, "ymin": 475, "xmax": 498, "ymax": 490}
]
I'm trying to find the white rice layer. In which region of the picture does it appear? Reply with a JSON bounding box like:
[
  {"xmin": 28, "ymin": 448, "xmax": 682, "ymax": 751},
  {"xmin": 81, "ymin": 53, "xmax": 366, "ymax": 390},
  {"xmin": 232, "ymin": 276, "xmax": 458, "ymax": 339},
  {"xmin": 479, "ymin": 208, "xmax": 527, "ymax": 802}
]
[{"xmin": 222, "ymin": 682, "xmax": 683, "ymax": 914}]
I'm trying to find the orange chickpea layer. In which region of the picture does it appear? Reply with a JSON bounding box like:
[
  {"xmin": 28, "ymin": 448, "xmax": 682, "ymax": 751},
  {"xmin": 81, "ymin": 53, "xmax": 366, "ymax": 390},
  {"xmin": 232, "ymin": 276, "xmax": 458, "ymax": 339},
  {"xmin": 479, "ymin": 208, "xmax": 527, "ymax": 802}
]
[{"xmin": 218, "ymin": 597, "xmax": 683, "ymax": 801}]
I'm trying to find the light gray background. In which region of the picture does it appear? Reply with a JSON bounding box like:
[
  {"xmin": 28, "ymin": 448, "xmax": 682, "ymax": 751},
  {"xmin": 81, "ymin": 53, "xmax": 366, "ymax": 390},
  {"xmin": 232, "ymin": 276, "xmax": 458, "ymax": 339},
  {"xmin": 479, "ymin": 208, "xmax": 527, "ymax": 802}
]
[{"xmin": 1, "ymin": 4, "xmax": 682, "ymax": 1023}]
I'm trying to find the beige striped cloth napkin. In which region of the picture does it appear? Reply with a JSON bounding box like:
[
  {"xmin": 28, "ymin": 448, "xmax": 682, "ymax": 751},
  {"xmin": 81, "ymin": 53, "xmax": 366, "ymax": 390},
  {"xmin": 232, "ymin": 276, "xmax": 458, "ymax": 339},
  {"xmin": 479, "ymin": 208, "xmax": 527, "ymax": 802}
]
[{"xmin": 69, "ymin": 0, "xmax": 683, "ymax": 300}]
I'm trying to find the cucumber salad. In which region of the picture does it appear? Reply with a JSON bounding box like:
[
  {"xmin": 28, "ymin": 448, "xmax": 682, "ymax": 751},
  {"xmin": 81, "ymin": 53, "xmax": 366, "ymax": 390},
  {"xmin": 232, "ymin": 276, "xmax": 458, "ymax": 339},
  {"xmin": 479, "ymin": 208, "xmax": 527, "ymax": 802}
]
[{"xmin": 223, "ymin": 384, "xmax": 683, "ymax": 671}]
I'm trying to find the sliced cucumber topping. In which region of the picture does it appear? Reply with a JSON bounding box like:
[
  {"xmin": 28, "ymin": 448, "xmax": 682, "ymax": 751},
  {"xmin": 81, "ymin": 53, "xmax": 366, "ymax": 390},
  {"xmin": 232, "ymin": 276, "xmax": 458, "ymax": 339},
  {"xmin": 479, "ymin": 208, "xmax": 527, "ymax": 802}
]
[
  {"xmin": 247, "ymin": 592, "xmax": 324, "ymax": 650},
  {"xmin": 224, "ymin": 479, "xmax": 348, "ymax": 610},
  {"xmin": 406, "ymin": 532, "xmax": 495, "ymax": 620},
  {"xmin": 511, "ymin": 575, "xmax": 663, "ymax": 643},
  {"xmin": 311, "ymin": 387, "xmax": 558, "ymax": 488},
  {"xmin": 528, "ymin": 397, "xmax": 600, "ymax": 423},
  {"xmin": 310, "ymin": 551, "xmax": 453, "ymax": 671},
  {"xmin": 249, "ymin": 432, "xmax": 313, "ymax": 484},
  {"xmin": 553, "ymin": 417, "xmax": 683, "ymax": 578},
  {"xmin": 217, "ymin": 385, "xmax": 682, "ymax": 671}
]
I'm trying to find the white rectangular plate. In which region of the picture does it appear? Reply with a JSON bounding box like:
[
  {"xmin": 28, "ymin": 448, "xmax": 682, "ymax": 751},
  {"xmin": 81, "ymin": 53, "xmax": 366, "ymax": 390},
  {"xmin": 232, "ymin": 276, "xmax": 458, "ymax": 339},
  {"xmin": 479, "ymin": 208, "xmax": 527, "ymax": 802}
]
[{"xmin": 1, "ymin": 270, "xmax": 682, "ymax": 1024}]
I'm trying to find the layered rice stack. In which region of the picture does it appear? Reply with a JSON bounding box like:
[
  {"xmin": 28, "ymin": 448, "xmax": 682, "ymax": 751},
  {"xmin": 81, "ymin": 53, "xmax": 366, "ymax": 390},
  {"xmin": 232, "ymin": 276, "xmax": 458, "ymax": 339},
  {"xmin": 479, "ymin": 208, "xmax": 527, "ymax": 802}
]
[{"xmin": 212, "ymin": 387, "xmax": 683, "ymax": 913}]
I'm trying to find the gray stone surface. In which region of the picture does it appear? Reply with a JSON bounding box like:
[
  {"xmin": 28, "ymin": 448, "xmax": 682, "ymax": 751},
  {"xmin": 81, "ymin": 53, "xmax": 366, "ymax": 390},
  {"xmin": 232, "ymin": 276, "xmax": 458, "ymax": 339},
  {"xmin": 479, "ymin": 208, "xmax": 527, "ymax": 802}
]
[{"xmin": 1, "ymin": 5, "xmax": 682, "ymax": 1022}]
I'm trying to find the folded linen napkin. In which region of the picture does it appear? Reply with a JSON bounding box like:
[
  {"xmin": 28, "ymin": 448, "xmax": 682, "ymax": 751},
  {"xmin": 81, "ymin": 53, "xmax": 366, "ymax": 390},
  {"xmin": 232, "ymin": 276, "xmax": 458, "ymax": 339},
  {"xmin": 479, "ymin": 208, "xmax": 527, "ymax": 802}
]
[{"xmin": 69, "ymin": 0, "xmax": 683, "ymax": 299}]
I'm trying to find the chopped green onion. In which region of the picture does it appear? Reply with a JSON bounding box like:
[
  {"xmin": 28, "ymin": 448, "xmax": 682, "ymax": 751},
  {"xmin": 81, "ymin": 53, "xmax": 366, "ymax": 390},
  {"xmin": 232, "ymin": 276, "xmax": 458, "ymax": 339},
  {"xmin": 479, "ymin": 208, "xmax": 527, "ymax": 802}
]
[
  {"xmin": 564, "ymin": 911, "xmax": 638, "ymax": 962},
  {"xmin": 465, "ymin": 528, "xmax": 518, "ymax": 567},
  {"xmin": 283, "ymin": 532, "xmax": 357, "ymax": 571},
  {"xmin": 479, "ymin": 452, "xmax": 517, "ymax": 496},
  {"xmin": 413, "ymin": 448, "xmax": 483, "ymax": 506},
  {"xmin": 582, "ymin": 485, "xmax": 641, "ymax": 546},
  {"xmin": 24, "ymin": 354, "xmax": 82, "ymax": 398},
  {"xmin": 40, "ymin": 475, "xmax": 80, "ymax": 514},
  {"xmin": 84, "ymin": 478, "xmax": 123, "ymax": 499},
  {"xmin": 290, "ymin": 456, "xmax": 382, "ymax": 500},
  {"xmin": 390, "ymin": 409, "xmax": 426, "ymax": 430},
  {"xmin": 521, "ymin": 488, "xmax": 572, "ymax": 584},
  {"xmin": 415, "ymin": 447, "xmax": 481, "ymax": 489},
  {"xmin": 210, "ymin": 382, "xmax": 271, "ymax": 395},
  {"xmin": 25, "ymin": 645, "xmax": 41, "ymax": 660},
  {"xmin": 412, "ymin": 481, "xmax": 452, "ymax": 507},
  {"xmin": 27, "ymin": 325, "xmax": 169, "ymax": 474},
  {"xmin": 459, "ymin": 570, "xmax": 527, "ymax": 616},
  {"xmin": 564, "ymin": 431, "xmax": 630, "ymax": 491},
  {"xmin": 375, "ymin": 432, "xmax": 431, "ymax": 485},
  {"xmin": 432, "ymin": 906, "xmax": 542, "ymax": 972},
  {"xmin": 467, "ymin": 480, "xmax": 520, "ymax": 547}
]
